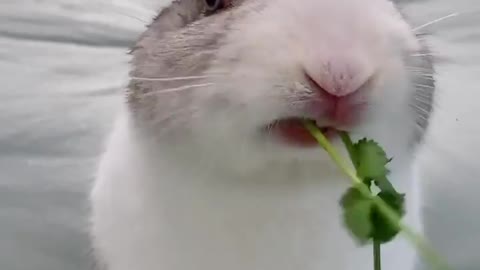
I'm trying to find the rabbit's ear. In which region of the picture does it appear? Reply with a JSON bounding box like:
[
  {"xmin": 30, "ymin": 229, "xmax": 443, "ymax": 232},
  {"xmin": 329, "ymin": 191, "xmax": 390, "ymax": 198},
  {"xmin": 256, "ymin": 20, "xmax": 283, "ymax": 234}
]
[{"xmin": 147, "ymin": 0, "xmax": 206, "ymax": 38}]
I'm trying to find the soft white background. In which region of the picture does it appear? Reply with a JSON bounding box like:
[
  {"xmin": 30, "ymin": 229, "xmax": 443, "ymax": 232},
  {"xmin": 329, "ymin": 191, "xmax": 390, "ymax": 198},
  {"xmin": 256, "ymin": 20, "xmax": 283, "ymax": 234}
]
[{"xmin": 0, "ymin": 0, "xmax": 479, "ymax": 269}]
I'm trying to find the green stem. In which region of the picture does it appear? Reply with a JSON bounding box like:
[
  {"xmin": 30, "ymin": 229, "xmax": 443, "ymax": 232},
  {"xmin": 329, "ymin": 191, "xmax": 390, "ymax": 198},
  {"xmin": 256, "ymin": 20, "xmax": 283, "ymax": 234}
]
[
  {"xmin": 374, "ymin": 241, "xmax": 381, "ymax": 270},
  {"xmin": 340, "ymin": 132, "xmax": 356, "ymax": 165},
  {"xmin": 303, "ymin": 121, "xmax": 451, "ymax": 270}
]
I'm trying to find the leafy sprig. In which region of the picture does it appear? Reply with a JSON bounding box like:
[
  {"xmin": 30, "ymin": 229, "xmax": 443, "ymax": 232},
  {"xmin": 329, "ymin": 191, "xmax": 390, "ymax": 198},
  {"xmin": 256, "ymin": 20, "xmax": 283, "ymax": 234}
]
[
  {"xmin": 340, "ymin": 136, "xmax": 406, "ymax": 245},
  {"xmin": 303, "ymin": 120, "xmax": 451, "ymax": 270}
]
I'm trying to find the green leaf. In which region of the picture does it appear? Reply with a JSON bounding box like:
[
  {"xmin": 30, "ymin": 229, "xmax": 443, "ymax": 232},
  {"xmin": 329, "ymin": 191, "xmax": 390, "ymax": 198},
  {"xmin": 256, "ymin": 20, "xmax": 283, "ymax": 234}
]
[
  {"xmin": 340, "ymin": 186, "xmax": 366, "ymax": 208},
  {"xmin": 353, "ymin": 139, "xmax": 391, "ymax": 180},
  {"xmin": 340, "ymin": 187, "xmax": 374, "ymax": 244},
  {"xmin": 374, "ymin": 176, "xmax": 397, "ymax": 194},
  {"xmin": 370, "ymin": 191, "xmax": 406, "ymax": 243}
]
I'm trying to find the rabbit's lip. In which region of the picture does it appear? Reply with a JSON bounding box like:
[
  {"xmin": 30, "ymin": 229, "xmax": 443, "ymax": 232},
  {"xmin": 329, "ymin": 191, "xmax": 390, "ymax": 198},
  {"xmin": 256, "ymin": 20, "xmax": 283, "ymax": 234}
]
[{"xmin": 263, "ymin": 118, "xmax": 340, "ymax": 147}]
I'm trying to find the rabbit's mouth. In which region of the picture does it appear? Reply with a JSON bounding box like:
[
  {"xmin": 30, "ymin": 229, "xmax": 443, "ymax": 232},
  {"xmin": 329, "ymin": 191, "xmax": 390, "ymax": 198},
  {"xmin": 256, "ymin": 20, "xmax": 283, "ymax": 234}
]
[{"xmin": 263, "ymin": 118, "xmax": 339, "ymax": 147}]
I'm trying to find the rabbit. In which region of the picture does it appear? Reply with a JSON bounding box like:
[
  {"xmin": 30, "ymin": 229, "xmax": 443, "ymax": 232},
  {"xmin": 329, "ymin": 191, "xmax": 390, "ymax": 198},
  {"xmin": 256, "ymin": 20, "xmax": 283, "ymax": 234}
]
[{"xmin": 90, "ymin": 0, "xmax": 436, "ymax": 269}]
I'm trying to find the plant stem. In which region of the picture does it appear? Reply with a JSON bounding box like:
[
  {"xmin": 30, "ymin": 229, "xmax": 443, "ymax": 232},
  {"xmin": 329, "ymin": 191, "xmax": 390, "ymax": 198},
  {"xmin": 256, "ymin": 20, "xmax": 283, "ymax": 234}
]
[
  {"xmin": 374, "ymin": 241, "xmax": 381, "ymax": 270},
  {"xmin": 340, "ymin": 132, "xmax": 356, "ymax": 164},
  {"xmin": 303, "ymin": 121, "xmax": 451, "ymax": 270}
]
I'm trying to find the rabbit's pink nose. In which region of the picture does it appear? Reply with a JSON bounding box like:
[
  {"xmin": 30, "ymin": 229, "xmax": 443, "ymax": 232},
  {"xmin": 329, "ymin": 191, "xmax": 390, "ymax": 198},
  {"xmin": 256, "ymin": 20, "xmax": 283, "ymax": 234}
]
[
  {"xmin": 303, "ymin": 55, "xmax": 373, "ymax": 126},
  {"xmin": 304, "ymin": 54, "xmax": 374, "ymax": 98}
]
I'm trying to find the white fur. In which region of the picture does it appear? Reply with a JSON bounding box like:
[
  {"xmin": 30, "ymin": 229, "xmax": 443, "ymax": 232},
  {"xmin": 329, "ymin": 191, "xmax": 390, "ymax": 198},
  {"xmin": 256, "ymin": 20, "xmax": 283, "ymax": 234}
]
[
  {"xmin": 91, "ymin": 110, "xmax": 422, "ymax": 270},
  {"xmin": 91, "ymin": 0, "xmax": 427, "ymax": 269}
]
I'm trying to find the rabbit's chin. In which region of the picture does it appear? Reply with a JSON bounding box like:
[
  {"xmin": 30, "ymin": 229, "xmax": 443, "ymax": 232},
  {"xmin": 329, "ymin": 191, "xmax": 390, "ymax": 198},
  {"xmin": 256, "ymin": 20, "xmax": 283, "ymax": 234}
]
[{"xmin": 90, "ymin": 111, "xmax": 423, "ymax": 270}]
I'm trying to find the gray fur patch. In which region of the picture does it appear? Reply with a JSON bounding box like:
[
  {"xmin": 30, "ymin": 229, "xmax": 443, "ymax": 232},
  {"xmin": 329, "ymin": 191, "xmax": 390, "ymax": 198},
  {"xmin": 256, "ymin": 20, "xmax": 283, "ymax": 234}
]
[{"xmin": 125, "ymin": 0, "xmax": 249, "ymax": 131}]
